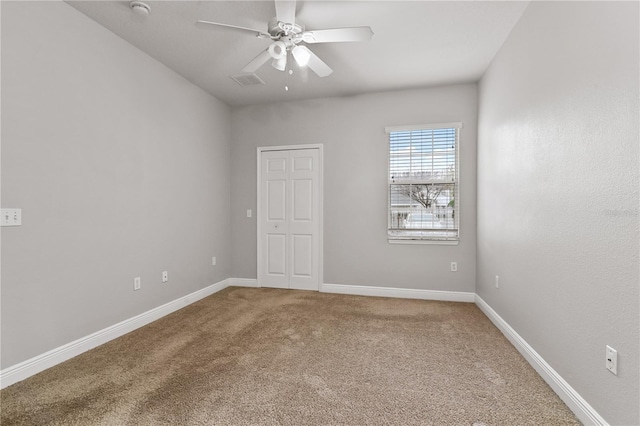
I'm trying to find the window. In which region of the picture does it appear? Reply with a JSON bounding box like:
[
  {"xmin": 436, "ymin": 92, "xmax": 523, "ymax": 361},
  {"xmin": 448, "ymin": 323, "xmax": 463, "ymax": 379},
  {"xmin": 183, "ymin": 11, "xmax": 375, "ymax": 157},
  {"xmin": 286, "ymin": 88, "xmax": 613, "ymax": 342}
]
[{"xmin": 386, "ymin": 123, "xmax": 461, "ymax": 243}]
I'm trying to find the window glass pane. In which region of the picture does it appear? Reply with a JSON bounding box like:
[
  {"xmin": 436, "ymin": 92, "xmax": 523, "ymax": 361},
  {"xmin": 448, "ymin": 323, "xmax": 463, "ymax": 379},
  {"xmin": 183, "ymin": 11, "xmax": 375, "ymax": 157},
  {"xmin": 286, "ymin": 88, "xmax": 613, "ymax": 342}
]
[
  {"xmin": 389, "ymin": 128, "xmax": 456, "ymax": 183},
  {"xmin": 389, "ymin": 183, "xmax": 456, "ymax": 230}
]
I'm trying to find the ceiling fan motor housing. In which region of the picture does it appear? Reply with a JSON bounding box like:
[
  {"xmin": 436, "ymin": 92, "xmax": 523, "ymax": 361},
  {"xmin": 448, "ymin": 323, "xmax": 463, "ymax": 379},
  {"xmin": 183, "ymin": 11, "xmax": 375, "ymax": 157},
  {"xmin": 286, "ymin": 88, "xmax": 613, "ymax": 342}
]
[{"xmin": 268, "ymin": 17, "xmax": 304, "ymax": 39}]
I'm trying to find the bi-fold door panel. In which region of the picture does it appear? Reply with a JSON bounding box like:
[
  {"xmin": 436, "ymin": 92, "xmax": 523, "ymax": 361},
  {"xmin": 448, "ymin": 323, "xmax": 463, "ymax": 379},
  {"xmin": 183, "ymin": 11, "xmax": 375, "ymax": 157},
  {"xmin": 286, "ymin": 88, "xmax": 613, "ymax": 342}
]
[
  {"xmin": 261, "ymin": 152, "xmax": 289, "ymax": 288},
  {"xmin": 288, "ymin": 149, "xmax": 318, "ymax": 290}
]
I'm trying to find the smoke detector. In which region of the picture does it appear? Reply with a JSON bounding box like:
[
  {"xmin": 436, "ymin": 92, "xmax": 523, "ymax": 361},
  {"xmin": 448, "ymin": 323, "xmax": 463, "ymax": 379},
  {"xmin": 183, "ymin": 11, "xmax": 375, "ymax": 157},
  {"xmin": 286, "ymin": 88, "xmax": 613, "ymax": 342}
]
[{"xmin": 130, "ymin": 1, "xmax": 150, "ymax": 16}]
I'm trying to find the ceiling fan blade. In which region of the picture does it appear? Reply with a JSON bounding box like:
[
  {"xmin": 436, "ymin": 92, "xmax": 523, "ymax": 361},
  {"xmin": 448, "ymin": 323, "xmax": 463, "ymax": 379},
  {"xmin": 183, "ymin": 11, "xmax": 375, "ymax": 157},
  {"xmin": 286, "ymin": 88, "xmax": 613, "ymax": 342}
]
[
  {"xmin": 242, "ymin": 49, "xmax": 272, "ymax": 73},
  {"xmin": 274, "ymin": 0, "xmax": 296, "ymax": 24},
  {"xmin": 196, "ymin": 20, "xmax": 270, "ymax": 38},
  {"xmin": 302, "ymin": 46, "xmax": 333, "ymax": 77},
  {"xmin": 302, "ymin": 27, "xmax": 374, "ymax": 44}
]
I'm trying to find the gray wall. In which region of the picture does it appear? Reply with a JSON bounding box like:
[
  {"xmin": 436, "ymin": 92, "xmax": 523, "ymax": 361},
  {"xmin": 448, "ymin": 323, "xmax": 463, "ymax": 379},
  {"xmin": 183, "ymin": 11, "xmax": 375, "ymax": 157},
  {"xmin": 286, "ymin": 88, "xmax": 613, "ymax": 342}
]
[
  {"xmin": 1, "ymin": 1, "xmax": 231, "ymax": 368},
  {"xmin": 477, "ymin": 2, "xmax": 639, "ymax": 425},
  {"xmin": 231, "ymin": 85, "xmax": 477, "ymax": 291}
]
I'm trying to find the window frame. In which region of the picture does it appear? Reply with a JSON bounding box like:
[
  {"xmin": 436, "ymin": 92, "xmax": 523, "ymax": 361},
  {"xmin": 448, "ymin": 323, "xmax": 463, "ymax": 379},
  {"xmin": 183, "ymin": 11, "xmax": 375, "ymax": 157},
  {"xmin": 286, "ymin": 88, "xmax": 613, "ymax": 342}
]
[{"xmin": 385, "ymin": 122, "xmax": 462, "ymax": 245}]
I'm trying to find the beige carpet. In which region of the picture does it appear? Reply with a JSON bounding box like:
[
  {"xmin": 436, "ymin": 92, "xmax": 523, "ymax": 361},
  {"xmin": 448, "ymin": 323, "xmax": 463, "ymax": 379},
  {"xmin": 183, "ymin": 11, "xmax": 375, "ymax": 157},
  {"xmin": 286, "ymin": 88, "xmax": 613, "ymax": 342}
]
[{"xmin": 1, "ymin": 287, "xmax": 580, "ymax": 425}]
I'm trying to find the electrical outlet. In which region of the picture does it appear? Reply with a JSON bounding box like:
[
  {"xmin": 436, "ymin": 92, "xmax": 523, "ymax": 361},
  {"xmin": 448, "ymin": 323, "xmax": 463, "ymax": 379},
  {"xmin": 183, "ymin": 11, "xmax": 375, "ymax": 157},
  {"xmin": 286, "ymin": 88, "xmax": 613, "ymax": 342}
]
[
  {"xmin": 606, "ymin": 345, "xmax": 618, "ymax": 375},
  {"xmin": 162, "ymin": 271, "xmax": 168, "ymax": 283},
  {"xmin": 450, "ymin": 262, "xmax": 457, "ymax": 272},
  {"xmin": 495, "ymin": 275, "xmax": 500, "ymax": 289},
  {"xmin": 134, "ymin": 277, "xmax": 141, "ymax": 291},
  {"xmin": 212, "ymin": 257, "xmax": 217, "ymax": 266}
]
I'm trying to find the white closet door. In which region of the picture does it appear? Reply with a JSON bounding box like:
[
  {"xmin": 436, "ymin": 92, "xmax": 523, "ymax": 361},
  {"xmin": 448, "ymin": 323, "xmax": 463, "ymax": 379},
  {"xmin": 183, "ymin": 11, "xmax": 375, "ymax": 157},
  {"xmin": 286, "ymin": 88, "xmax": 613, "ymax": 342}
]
[{"xmin": 259, "ymin": 148, "xmax": 319, "ymax": 290}]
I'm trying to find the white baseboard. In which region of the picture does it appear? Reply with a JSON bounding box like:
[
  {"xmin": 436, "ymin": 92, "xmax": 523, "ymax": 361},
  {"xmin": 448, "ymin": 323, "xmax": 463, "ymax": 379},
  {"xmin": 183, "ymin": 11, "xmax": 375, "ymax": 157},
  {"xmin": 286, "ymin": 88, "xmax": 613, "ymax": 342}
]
[
  {"xmin": 227, "ymin": 278, "xmax": 259, "ymax": 287},
  {"xmin": 475, "ymin": 295, "xmax": 608, "ymax": 426},
  {"xmin": 321, "ymin": 283, "xmax": 475, "ymax": 302},
  {"xmin": 0, "ymin": 278, "xmax": 234, "ymax": 390}
]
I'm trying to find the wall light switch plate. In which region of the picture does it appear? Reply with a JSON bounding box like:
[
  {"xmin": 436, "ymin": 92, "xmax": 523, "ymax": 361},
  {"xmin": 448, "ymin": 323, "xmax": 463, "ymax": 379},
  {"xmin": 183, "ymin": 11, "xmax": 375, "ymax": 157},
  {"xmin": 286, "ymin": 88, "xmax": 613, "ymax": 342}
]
[
  {"xmin": 606, "ymin": 345, "xmax": 617, "ymax": 375},
  {"xmin": 162, "ymin": 271, "xmax": 168, "ymax": 283},
  {"xmin": 1, "ymin": 208, "xmax": 22, "ymax": 226}
]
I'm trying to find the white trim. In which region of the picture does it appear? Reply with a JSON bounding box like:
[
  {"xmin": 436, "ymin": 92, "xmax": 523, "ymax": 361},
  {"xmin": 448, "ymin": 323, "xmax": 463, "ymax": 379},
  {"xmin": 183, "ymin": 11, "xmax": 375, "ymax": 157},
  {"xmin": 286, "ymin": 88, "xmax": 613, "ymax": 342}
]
[
  {"xmin": 385, "ymin": 121, "xmax": 463, "ymax": 133},
  {"xmin": 0, "ymin": 278, "xmax": 233, "ymax": 389},
  {"xmin": 258, "ymin": 144, "xmax": 323, "ymax": 152},
  {"xmin": 475, "ymin": 295, "xmax": 608, "ymax": 426},
  {"xmin": 227, "ymin": 278, "xmax": 259, "ymax": 287},
  {"xmin": 388, "ymin": 239, "xmax": 459, "ymax": 245},
  {"xmin": 256, "ymin": 144, "xmax": 324, "ymax": 291},
  {"xmin": 321, "ymin": 283, "xmax": 475, "ymax": 303}
]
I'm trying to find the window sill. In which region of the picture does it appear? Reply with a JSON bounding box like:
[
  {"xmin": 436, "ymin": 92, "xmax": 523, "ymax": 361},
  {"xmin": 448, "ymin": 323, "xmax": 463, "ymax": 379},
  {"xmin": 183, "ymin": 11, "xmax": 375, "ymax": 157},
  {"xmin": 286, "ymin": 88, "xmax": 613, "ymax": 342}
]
[{"xmin": 388, "ymin": 239, "xmax": 459, "ymax": 246}]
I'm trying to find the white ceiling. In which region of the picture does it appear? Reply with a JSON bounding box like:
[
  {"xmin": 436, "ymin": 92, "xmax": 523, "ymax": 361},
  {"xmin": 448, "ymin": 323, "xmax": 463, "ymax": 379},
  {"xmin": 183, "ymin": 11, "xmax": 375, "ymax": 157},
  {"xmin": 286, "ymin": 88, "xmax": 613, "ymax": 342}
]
[{"xmin": 66, "ymin": 1, "xmax": 529, "ymax": 107}]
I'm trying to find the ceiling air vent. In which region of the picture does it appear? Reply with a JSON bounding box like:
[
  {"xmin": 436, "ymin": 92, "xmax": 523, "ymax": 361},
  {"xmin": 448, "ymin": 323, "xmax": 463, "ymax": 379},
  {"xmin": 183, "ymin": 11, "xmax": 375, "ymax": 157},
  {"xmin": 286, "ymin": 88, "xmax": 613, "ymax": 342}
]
[{"xmin": 230, "ymin": 73, "xmax": 265, "ymax": 87}]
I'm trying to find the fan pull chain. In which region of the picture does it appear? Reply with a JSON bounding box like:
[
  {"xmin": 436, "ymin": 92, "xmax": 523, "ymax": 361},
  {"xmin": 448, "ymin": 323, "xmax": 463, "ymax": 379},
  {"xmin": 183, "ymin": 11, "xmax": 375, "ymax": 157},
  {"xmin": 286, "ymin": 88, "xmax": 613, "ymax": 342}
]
[{"xmin": 284, "ymin": 51, "xmax": 293, "ymax": 92}]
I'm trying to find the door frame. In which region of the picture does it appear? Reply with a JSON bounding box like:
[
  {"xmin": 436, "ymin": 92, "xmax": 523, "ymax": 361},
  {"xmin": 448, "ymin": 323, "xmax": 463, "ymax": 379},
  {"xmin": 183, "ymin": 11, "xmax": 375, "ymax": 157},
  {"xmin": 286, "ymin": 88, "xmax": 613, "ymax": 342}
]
[{"xmin": 257, "ymin": 144, "xmax": 324, "ymax": 290}]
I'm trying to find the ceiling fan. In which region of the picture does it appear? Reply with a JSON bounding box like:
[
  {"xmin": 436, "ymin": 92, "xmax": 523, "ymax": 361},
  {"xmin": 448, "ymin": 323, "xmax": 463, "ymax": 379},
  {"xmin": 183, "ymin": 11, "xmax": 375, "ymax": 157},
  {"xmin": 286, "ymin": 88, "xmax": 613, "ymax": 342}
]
[{"xmin": 195, "ymin": 0, "xmax": 373, "ymax": 78}]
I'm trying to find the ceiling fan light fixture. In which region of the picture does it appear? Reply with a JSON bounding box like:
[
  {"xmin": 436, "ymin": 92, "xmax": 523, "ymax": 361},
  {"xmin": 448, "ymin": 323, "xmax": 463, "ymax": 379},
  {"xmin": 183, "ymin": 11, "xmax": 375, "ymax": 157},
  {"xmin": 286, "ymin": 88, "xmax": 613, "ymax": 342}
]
[
  {"xmin": 268, "ymin": 41, "xmax": 287, "ymax": 60},
  {"xmin": 272, "ymin": 56, "xmax": 287, "ymax": 71},
  {"xmin": 292, "ymin": 45, "xmax": 311, "ymax": 67}
]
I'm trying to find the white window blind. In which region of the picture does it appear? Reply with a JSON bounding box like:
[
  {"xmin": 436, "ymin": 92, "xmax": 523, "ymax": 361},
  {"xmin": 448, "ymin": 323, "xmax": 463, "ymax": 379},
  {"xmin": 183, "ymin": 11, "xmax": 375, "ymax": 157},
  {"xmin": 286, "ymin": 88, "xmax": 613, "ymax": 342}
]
[{"xmin": 386, "ymin": 123, "xmax": 461, "ymax": 242}]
